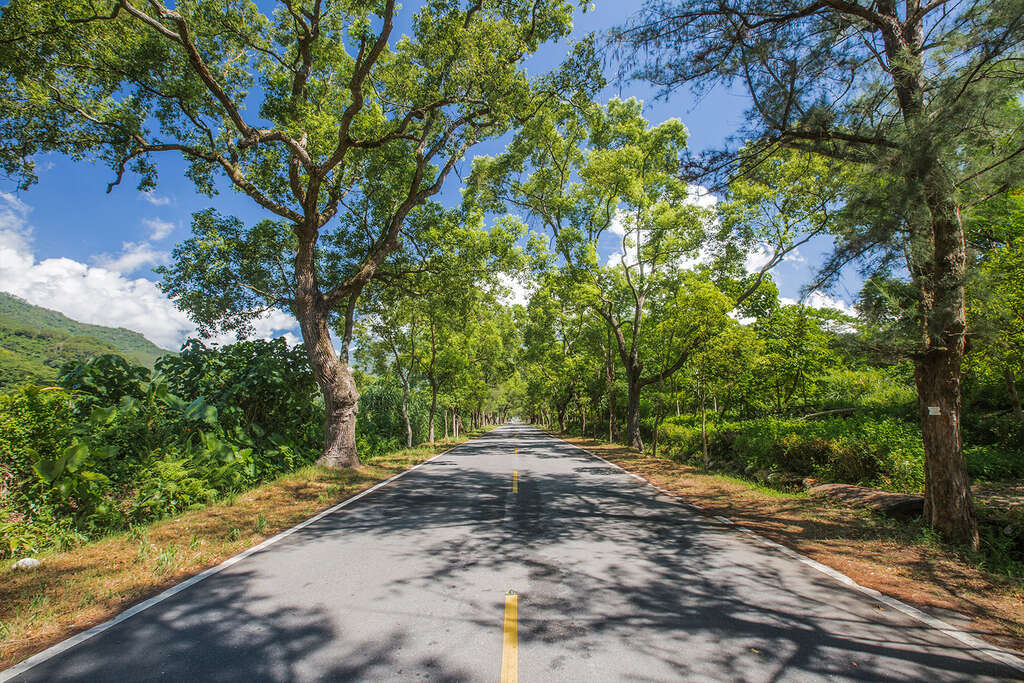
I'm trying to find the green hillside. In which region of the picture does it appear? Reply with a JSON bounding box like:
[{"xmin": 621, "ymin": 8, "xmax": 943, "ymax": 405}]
[{"xmin": 0, "ymin": 292, "xmax": 172, "ymax": 391}]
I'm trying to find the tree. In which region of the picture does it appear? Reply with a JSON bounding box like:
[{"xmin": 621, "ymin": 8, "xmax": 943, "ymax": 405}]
[
  {"xmin": 0, "ymin": 0, "xmax": 584, "ymax": 467},
  {"xmin": 615, "ymin": 0, "xmax": 1024, "ymax": 547}
]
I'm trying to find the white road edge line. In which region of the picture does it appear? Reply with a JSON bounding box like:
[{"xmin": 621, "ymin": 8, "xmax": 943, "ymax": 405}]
[
  {"xmin": 0, "ymin": 432, "xmax": 495, "ymax": 683},
  {"xmin": 542, "ymin": 427, "xmax": 1024, "ymax": 675}
]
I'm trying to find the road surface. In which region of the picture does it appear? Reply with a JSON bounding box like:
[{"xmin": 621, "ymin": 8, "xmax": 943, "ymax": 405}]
[{"xmin": 4, "ymin": 425, "xmax": 1021, "ymax": 681}]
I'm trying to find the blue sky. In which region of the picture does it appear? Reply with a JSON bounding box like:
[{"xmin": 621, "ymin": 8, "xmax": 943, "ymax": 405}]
[{"xmin": 0, "ymin": 2, "xmax": 860, "ymax": 350}]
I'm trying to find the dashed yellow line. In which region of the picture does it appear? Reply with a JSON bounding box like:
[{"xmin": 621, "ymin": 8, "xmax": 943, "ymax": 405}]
[
  {"xmin": 501, "ymin": 591, "xmax": 518, "ymax": 683},
  {"xmin": 512, "ymin": 470, "xmax": 519, "ymax": 493}
]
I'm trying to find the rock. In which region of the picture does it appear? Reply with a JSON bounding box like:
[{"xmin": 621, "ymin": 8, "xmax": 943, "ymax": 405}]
[
  {"xmin": 808, "ymin": 483, "xmax": 924, "ymax": 521},
  {"xmin": 11, "ymin": 557, "xmax": 41, "ymax": 570}
]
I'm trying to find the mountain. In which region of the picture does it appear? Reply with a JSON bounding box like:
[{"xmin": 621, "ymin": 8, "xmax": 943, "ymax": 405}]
[{"xmin": 0, "ymin": 292, "xmax": 173, "ymax": 391}]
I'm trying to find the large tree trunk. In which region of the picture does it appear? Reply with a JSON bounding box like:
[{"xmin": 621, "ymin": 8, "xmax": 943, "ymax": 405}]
[
  {"xmin": 294, "ymin": 240, "xmax": 359, "ymax": 469},
  {"xmin": 297, "ymin": 300, "xmax": 359, "ymax": 469},
  {"xmin": 916, "ymin": 350, "xmax": 977, "ymax": 547},
  {"xmin": 914, "ymin": 193, "xmax": 979, "ymax": 550},
  {"xmin": 882, "ymin": 10, "xmax": 978, "ymax": 550},
  {"xmin": 626, "ymin": 375, "xmax": 643, "ymax": 451}
]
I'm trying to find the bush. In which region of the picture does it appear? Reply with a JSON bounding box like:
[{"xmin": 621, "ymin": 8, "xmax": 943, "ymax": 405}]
[
  {"xmin": 966, "ymin": 445, "xmax": 1024, "ymax": 481},
  {"xmin": 654, "ymin": 414, "xmax": 926, "ymax": 492},
  {"xmin": 0, "ymin": 340, "xmax": 327, "ymax": 560}
]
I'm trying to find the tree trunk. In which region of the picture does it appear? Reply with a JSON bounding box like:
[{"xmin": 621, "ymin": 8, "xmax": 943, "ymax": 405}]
[
  {"xmin": 916, "ymin": 351, "xmax": 977, "ymax": 548},
  {"xmin": 626, "ymin": 375, "xmax": 643, "ymax": 451},
  {"xmin": 400, "ymin": 376, "xmax": 413, "ymax": 449},
  {"xmin": 882, "ymin": 11, "xmax": 978, "ymax": 550},
  {"xmin": 296, "ymin": 295, "xmax": 359, "ymax": 469},
  {"xmin": 444, "ymin": 408, "xmax": 450, "ymax": 440},
  {"xmin": 1005, "ymin": 368, "xmax": 1023, "ymax": 422},
  {"xmin": 605, "ymin": 341, "xmax": 620, "ymax": 442},
  {"xmin": 701, "ymin": 383, "xmax": 709, "ymax": 470},
  {"xmin": 453, "ymin": 407, "xmax": 459, "ymax": 439},
  {"xmin": 428, "ymin": 384, "xmax": 438, "ymax": 442},
  {"xmin": 913, "ymin": 182, "xmax": 979, "ymax": 550}
]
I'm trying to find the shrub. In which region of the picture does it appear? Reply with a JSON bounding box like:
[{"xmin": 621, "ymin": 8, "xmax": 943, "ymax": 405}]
[
  {"xmin": 0, "ymin": 339, "xmax": 328, "ymax": 559},
  {"xmin": 966, "ymin": 445, "xmax": 1024, "ymax": 481},
  {"xmin": 654, "ymin": 414, "xmax": 926, "ymax": 492}
]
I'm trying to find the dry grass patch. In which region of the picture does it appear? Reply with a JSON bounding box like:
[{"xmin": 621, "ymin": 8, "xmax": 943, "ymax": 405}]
[
  {"xmin": 552, "ymin": 431, "xmax": 1024, "ymax": 654},
  {"xmin": 0, "ymin": 432, "xmax": 489, "ymax": 670}
]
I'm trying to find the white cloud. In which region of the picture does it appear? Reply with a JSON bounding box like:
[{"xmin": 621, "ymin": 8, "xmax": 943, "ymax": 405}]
[
  {"xmin": 95, "ymin": 241, "xmax": 168, "ymax": 275},
  {"xmin": 781, "ymin": 292, "xmax": 857, "ymax": 317},
  {"xmin": 744, "ymin": 246, "xmax": 774, "ymax": 273},
  {"xmin": 207, "ymin": 309, "xmax": 300, "ymax": 346},
  {"xmin": 497, "ymin": 273, "xmax": 532, "ymax": 307},
  {"xmin": 687, "ymin": 184, "xmax": 718, "ymax": 210},
  {"xmin": 608, "ymin": 212, "xmax": 626, "ymax": 236},
  {"xmin": 0, "ymin": 194, "xmax": 299, "ymax": 350},
  {"xmin": 141, "ymin": 191, "xmax": 171, "ymax": 206},
  {"xmin": 142, "ymin": 217, "xmax": 175, "ymax": 241}
]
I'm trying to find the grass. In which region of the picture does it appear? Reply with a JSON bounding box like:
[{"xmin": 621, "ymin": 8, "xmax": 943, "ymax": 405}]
[
  {"xmin": 552, "ymin": 430, "xmax": 1024, "ymax": 654},
  {"xmin": 0, "ymin": 429, "xmax": 492, "ymax": 670}
]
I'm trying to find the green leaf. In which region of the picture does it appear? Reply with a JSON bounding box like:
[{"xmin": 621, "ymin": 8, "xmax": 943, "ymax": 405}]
[
  {"xmin": 63, "ymin": 441, "xmax": 90, "ymax": 473},
  {"xmin": 33, "ymin": 457, "xmax": 63, "ymax": 484},
  {"xmin": 89, "ymin": 405, "xmax": 117, "ymax": 425},
  {"xmin": 185, "ymin": 397, "xmax": 205, "ymax": 419}
]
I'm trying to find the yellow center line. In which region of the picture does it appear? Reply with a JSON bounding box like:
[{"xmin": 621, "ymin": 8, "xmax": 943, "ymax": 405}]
[
  {"xmin": 514, "ymin": 447, "xmax": 518, "ymax": 455},
  {"xmin": 501, "ymin": 591, "xmax": 518, "ymax": 683},
  {"xmin": 512, "ymin": 470, "xmax": 519, "ymax": 493}
]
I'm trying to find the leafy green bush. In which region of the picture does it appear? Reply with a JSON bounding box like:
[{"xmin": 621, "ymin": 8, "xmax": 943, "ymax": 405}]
[
  {"xmin": 965, "ymin": 445, "xmax": 1024, "ymax": 481},
  {"xmin": 0, "ymin": 340, "xmax": 328, "ymax": 560},
  {"xmin": 655, "ymin": 414, "xmax": 927, "ymax": 492},
  {"xmin": 812, "ymin": 367, "xmax": 917, "ymax": 417},
  {"xmin": 963, "ymin": 412, "xmax": 1024, "ymax": 450},
  {"xmin": 157, "ymin": 339, "xmax": 323, "ymax": 454}
]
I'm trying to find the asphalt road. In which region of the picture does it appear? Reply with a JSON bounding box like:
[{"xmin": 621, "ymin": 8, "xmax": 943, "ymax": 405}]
[{"xmin": 5, "ymin": 425, "xmax": 1021, "ymax": 681}]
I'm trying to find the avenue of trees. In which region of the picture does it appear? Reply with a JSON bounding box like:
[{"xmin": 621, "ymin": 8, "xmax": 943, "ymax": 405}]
[{"xmin": 1, "ymin": 0, "xmax": 1022, "ymax": 554}]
